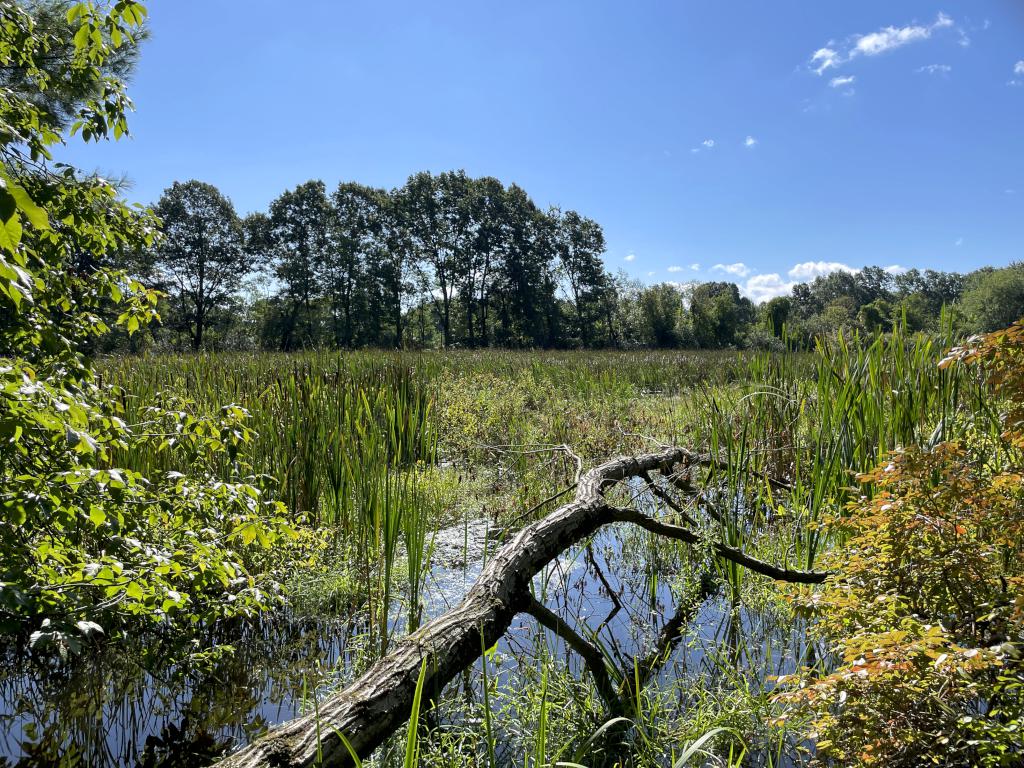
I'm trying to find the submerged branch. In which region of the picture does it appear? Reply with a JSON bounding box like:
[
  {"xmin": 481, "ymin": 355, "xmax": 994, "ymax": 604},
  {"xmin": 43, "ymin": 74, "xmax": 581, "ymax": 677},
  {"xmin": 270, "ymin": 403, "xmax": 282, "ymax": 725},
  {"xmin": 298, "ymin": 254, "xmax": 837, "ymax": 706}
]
[
  {"xmin": 524, "ymin": 594, "xmax": 625, "ymax": 715},
  {"xmin": 218, "ymin": 445, "xmax": 825, "ymax": 768}
]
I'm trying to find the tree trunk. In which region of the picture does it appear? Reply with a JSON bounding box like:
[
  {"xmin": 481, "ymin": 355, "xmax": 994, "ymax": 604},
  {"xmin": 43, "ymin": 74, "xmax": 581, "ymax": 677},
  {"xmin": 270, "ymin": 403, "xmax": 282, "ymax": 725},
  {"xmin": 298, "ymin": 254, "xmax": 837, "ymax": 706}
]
[
  {"xmin": 394, "ymin": 286, "xmax": 403, "ymax": 348},
  {"xmin": 218, "ymin": 447, "xmax": 825, "ymax": 768},
  {"xmin": 192, "ymin": 304, "xmax": 204, "ymax": 351}
]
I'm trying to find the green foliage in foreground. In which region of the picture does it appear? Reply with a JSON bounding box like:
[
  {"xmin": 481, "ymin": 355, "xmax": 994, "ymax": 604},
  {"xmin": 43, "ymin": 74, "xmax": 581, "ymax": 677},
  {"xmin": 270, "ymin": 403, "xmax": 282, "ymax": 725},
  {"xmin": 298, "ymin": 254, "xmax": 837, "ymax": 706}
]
[
  {"xmin": 0, "ymin": 0, "xmax": 291, "ymax": 655},
  {"xmin": 2, "ymin": 3, "xmax": 1022, "ymax": 766},
  {"xmin": 776, "ymin": 324, "xmax": 1024, "ymax": 767}
]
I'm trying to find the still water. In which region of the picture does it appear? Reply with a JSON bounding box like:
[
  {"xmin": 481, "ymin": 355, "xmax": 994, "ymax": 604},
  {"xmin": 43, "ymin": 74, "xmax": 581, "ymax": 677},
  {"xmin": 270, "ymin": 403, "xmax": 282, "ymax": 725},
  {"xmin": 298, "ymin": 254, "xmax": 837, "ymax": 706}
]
[{"xmin": 0, "ymin": 516, "xmax": 813, "ymax": 767}]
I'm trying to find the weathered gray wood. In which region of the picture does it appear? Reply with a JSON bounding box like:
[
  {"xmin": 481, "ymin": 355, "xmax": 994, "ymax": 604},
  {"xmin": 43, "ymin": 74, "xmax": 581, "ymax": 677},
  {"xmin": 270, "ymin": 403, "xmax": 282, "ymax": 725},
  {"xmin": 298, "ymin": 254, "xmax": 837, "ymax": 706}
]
[{"xmin": 219, "ymin": 447, "xmax": 826, "ymax": 768}]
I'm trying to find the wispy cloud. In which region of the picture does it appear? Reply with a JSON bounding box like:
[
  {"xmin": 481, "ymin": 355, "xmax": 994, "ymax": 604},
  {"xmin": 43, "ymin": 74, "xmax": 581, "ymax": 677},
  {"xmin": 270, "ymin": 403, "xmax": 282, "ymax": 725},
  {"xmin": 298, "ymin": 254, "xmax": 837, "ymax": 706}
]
[
  {"xmin": 884, "ymin": 264, "xmax": 909, "ymax": 275},
  {"xmin": 787, "ymin": 261, "xmax": 857, "ymax": 281},
  {"xmin": 829, "ymin": 75, "xmax": 856, "ymax": 88},
  {"xmin": 667, "ymin": 265, "xmax": 683, "ymax": 273},
  {"xmin": 916, "ymin": 63, "xmax": 951, "ymax": 75},
  {"xmin": 809, "ymin": 13, "xmax": 955, "ymax": 76},
  {"xmin": 689, "ymin": 263, "xmax": 701, "ymax": 271},
  {"xmin": 744, "ymin": 136, "xmax": 758, "ymax": 148},
  {"xmin": 1012, "ymin": 60, "xmax": 1024, "ymax": 86},
  {"xmin": 712, "ymin": 262, "xmax": 751, "ymax": 278},
  {"xmin": 810, "ymin": 47, "xmax": 841, "ymax": 75},
  {"xmin": 624, "ymin": 253, "xmax": 636, "ymax": 262},
  {"xmin": 955, "ymin": 237, "xmax": 964, "ymax": 247},
  {"xmin": 855, "ymin": 13, "xmax": 953, "ymax": 57}
]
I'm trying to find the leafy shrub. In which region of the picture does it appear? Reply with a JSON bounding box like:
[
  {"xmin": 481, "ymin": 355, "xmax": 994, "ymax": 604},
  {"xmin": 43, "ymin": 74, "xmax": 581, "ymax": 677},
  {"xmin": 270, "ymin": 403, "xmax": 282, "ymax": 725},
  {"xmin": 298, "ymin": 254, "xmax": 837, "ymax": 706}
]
[
  {"xmin": 776, "ymin": 321, "xmax": 1024, "ymax": 767},
  {"xmin": 0, "ymin": 0, "xmax": 293, "ymax": 657}
]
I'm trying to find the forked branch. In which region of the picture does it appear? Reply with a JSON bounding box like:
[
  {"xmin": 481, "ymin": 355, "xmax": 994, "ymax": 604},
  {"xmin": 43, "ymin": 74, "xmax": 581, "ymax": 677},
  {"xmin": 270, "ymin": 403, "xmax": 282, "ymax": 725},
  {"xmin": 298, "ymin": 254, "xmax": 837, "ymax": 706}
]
[{"xmin": 219, "ymin": 446, "xmax": 826, "ymax": 768}]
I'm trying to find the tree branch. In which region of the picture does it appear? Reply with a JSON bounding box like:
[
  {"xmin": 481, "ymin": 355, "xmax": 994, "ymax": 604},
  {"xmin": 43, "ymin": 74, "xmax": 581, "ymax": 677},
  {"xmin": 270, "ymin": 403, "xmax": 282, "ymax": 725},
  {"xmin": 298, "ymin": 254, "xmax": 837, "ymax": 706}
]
[
  {"xmin": 218, "ymin": 445, "xmax": 824, "ymax": 768},
  {"xmin": 524, "ymin": 594, "xmax": 625, "ymax": 715}
]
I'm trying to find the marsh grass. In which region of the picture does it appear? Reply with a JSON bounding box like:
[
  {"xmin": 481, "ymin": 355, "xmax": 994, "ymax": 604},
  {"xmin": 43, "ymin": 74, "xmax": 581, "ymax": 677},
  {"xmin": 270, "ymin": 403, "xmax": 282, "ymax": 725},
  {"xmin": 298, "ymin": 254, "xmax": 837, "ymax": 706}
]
[{"xmin": 84, "ymin": 331, "xmax": 1000, "ymax": 767}]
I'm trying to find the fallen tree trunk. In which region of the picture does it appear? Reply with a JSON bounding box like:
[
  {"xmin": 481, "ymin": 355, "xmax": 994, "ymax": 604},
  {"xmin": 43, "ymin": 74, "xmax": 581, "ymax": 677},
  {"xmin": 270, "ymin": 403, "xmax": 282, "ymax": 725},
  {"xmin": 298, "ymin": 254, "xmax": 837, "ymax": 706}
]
[{"xmin": 220, "ymin": 446, "xmax": 826, "ymax": 768}]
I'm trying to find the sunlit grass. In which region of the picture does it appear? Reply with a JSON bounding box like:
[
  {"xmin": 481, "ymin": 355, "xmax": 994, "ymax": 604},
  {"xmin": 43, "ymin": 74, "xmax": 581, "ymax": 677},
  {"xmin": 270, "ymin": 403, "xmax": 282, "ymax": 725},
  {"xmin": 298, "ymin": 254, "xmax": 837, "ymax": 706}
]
[{"xmin": 89, "ymin": 328, "xmax": 999, "ymax": 766}]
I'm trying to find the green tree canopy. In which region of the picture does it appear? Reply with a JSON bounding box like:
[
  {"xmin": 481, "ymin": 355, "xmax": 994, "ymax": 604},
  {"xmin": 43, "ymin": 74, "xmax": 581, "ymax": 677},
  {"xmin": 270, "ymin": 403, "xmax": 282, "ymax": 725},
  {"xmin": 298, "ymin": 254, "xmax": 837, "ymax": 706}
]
[
  {"xmin": 151, "ymin": 180, "xmax": 248, "ymax": 349},
  {"xmin": 1, "ymin": 0, "xmax": 289, "ymax": 655}
]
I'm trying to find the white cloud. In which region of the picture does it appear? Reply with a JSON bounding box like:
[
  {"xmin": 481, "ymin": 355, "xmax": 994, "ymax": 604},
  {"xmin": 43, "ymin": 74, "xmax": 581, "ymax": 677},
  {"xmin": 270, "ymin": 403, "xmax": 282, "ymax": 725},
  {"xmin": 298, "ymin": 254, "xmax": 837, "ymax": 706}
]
[
  {"xmin": 741, "ymin": 274, "xmax": 796, "ymax": 303},
  {"xmin": 744, "ymin": 135, "xmax": 758, "ymax": 148},
  {"xmin": 854, "ymin": 13, "xmax": 952, "ymax": 57},
  {"xmin": 667, "ymin": 265, "xmax": 683, "ymax": 273},
  {"xmin": 810, "ymin": 47, "xmax": 841, "ymax": 75},
  {"xmin": 810, "ymin": 13, "xmax": 955, "ymax": 75},
  {"xmin": 666, "ymin": 280, "xmax": 700, "ymax": 291},
  {"xmin": 955, "ymin": 237, "xmax": 964, "ymax": 247},
  {"xmin": 916, "ymin": 63, "xmax": 951, "ymax": 75},
  {"xmin": 736, "ymin": 261, "xmax": 914, "ymax": 302},
  {"xmin": 1016, "ymin": 61, "xmax": 1024, "ymax": 75},
  {"xmin": 787, "ymin": 261, "xmax": 857, "ymax": 281},
  {"xmin": 624, "ymin": 253, "xmax": 636, "ymax": 262},
  {"xmin": 830, "ymin": 75, "xmax": 856, "ymax": 88},
  {"xmin": 712, "ymin": 262, "xmax": 752, "ymax": 278},
  {"xmin": 702, "ymin": 139, "xmax": 715, "ymax": 148},
  {"xmin": 646, "ymin": 271, "xmax": 656, "ymax": 277},
  {"xmin": 689, "ymin": 263, "xmax": 701, "ymax": 271}
]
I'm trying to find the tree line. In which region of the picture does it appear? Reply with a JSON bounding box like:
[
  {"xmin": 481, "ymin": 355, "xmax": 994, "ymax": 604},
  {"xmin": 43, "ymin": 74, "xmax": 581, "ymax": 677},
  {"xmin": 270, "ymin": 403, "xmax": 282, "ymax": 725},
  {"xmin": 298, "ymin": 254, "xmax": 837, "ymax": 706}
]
[
  {"xmin": 135, "ymin": 174, "xmax": 610, "ymax": 351},
  {"xmin": 130, "ymin": 174, "xmax": 1024, "ymax": 352}
]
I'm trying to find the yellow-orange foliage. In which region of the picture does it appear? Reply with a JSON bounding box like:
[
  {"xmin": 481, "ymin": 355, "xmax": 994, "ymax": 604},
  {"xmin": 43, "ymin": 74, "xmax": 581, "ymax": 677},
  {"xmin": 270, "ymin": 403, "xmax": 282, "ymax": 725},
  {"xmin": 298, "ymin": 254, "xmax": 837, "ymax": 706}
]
[{"xmin": 776, "ymin": 322, "xmax": 1024, "ymax": 767}]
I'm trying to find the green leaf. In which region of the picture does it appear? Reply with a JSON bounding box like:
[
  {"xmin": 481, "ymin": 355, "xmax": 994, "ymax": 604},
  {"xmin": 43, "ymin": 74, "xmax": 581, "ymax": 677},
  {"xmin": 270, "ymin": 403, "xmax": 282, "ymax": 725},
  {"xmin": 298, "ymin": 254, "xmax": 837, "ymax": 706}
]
[
  {"xmin": 73, "ymin": 22, "xmax": 91, "ymax": 51},
  {"xmin": 124, "ymin": 581, "xmax": 144, "ymax": 601},
  {"xmin": 0, "ymin": 173, "xmax": 49, "ymax": 231},
  {"xmin": 0, "ymin": 186, "xmax": 14, "ymax": 222},
  {"xmin": 0, "ymin": 212, "xmax": 22, "ymax": 253}
]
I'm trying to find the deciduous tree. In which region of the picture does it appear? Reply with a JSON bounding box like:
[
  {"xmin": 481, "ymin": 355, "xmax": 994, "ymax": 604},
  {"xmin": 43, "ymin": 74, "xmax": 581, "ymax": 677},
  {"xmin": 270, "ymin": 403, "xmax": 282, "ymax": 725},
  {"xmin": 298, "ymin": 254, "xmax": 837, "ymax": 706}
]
[{"xmin": 152, "ymin": 180, "xmax": 248, "ymax": 349}]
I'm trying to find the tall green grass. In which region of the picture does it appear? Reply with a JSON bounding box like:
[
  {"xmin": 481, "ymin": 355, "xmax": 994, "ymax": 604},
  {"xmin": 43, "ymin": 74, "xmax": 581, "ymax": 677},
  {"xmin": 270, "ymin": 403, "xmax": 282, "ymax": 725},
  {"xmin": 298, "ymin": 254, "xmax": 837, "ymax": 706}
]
[
  {"xmin": 700, "ymin": 319, "xmax": 993, "ymax": 578},
  {"xmin": 94, "ymin": 332, "xmax": 999, "ymax": 767}
]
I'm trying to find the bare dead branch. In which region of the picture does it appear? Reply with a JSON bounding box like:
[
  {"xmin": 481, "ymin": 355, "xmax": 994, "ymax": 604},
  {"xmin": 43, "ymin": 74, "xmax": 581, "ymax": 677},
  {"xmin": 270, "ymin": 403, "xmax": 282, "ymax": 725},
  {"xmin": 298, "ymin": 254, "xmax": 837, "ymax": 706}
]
[{"xmin": 218, "ymin": 445, "xmax": 824, "ymax": 768}]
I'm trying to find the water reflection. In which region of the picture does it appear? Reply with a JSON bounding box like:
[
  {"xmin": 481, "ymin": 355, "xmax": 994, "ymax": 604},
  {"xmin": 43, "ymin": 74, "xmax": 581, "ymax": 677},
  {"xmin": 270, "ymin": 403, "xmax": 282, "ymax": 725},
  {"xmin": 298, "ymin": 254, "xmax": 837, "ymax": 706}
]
[
  {"xmin": 0, "ymin": 612, "xmax": 364, "ymax": 767},
  {"xmin": 0, "ymin": 517, "xmax": 817, "ymax": 767}
]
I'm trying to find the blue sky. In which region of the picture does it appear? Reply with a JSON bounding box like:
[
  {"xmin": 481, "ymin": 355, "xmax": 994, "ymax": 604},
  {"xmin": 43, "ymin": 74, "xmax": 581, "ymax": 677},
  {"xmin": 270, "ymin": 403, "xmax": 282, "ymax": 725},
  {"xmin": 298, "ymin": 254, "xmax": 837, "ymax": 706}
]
[{"xmin": 62, "ymin": 1, "xmax": 1024, "ymax": 301}]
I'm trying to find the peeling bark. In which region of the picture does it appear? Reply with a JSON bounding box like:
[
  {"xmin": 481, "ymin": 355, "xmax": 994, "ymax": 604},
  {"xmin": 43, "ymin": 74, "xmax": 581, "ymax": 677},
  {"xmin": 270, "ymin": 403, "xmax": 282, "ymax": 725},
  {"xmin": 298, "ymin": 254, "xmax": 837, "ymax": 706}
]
[{"xmin": 219, "ymin": 447, "xmax": 825, "ymax": 768}]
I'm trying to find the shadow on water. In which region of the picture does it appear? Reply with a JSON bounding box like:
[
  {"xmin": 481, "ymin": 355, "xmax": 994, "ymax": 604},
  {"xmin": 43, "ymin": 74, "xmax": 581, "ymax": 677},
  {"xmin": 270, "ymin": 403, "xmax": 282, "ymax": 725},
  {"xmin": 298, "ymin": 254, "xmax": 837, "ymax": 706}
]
[
  {"xmin": 0, "ymin": 611, "xmax": 368, "ymax": 767},
  {"xmin": 0, "ymin": 511, "xmax": 817, "ymax": 767}
]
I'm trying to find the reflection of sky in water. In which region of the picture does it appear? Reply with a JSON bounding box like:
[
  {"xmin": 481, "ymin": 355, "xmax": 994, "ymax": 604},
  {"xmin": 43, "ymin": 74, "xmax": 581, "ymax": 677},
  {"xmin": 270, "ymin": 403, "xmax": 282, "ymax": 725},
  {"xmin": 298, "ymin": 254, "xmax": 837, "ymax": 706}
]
[{"xmin": 0, "ymin": 512, "xmax": 816, "ymax": 767}]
